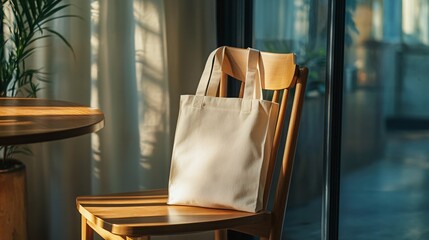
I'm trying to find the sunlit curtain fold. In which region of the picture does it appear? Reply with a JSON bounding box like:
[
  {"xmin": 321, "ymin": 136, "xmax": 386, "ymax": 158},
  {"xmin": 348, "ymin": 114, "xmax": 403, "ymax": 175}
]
[{"xmin": 92, "ymin": 0, "xmax": 142, "ymax": 194}]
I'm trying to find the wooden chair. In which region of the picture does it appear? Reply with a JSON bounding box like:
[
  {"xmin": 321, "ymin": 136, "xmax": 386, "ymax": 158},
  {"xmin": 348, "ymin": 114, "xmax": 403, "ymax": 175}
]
[{"xmin": 77, "ymin": 46, "xmax": 308, "ymax": 240}]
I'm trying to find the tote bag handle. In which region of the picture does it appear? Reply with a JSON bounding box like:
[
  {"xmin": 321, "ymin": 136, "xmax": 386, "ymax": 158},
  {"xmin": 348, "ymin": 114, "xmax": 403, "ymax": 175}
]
[{"xmin": 195, "ymin": 47, "xmax": 262, "ymax": 100}]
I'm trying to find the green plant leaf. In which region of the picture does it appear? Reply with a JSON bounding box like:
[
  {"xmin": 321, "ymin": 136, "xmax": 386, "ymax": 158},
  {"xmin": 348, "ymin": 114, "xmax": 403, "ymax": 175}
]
[
  {"xmin": 0, "ymin": 0, "xmax": 74, "ymax": 98},
  {"xmin": 45, "ymin": 28, "xmax": 75, "ymax": 56}
]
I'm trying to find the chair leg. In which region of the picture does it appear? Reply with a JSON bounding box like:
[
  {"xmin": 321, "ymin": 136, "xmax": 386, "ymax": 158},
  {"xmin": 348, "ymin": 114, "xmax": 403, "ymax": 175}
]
[
  {"xmin": 81, "ymin": 216, "xmax": 94, "ymax": 240},
  {"xmin": 214, "ymin": 229, "xmax": 227, "ymax": 240}
]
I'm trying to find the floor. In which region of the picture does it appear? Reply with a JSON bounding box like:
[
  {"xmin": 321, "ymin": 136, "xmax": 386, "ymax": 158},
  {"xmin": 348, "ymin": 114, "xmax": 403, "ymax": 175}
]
[{"xmin": 283, "ymin": 131, "xmax": 429, "ymax": 239}]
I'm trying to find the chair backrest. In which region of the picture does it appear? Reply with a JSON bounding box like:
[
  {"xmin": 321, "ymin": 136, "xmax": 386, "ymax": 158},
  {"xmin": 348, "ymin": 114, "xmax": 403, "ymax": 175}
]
[{"xmin": 218, "ymin": 47, "xmax": 308, "ymax": 238}]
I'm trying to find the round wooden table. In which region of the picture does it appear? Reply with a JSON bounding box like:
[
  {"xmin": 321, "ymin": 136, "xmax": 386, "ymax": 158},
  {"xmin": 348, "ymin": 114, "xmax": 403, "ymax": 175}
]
[
  {"xmin": 0, "ymin": 98, "xmax": 104, "ymax": 145},
  {"xmin": 0, "ymin": 98, "xmax": 104, "ymax": 240}
]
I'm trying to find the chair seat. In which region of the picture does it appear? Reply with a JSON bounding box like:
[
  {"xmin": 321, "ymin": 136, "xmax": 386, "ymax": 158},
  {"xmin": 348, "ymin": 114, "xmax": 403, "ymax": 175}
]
[{"xmin": 77, "ymin": 189, "xmax": 271, "ymax": 237}]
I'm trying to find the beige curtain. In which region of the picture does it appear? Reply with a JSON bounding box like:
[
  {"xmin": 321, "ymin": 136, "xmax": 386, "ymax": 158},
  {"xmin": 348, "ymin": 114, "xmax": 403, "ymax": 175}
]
[{"xmin": 22, "ymin": 0, "xmax": 216, "ymax": 239}]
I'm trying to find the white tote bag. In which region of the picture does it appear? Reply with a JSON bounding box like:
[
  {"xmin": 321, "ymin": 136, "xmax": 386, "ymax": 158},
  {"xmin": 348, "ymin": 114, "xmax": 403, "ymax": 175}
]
[{"xmin": 167, "ymin": 47, "xmax": 279, "ymax": 213}]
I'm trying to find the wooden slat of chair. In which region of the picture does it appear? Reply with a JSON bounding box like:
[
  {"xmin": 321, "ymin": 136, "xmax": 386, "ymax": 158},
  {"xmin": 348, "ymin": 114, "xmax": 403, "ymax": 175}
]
[
  {"xmin": 77, "ymin": 46, "xmax": 308, "ymax": 240},
  {"xmin": 78, "ymin": 189, "xmax": 269, "ymax": 237}
]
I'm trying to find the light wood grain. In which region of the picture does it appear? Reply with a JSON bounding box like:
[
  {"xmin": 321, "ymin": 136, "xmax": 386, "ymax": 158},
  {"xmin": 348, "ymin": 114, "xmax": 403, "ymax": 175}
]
[
  {"xmin": 0, "ymin": 98, "xmax": 104, "ymax": 145},
  {"xmin": 222, "ymin": 47, "xmax": 298, "ymax": 89},
  {"xmin": 77, "ymin": 189, "xmax": 269, "ymax": 237}
]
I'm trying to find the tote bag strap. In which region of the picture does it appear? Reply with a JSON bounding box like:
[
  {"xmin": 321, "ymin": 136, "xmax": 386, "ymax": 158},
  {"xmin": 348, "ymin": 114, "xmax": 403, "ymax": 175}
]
[
  {"xmin": 243, "ymin": 48, "xmax": 262, "ymax": 100},
  {"xmin": 196, "ymin": 47, "xmax": 225, "ymax": 96},
  {"xmin": 195, "ymin": 47, "xmax": 261, "ymax": 100}
]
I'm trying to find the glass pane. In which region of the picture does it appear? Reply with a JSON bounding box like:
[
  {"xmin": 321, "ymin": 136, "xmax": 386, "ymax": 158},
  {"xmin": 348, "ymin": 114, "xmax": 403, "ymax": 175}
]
[
  {"xmin": 253, "ymin": 0, "xmax": 328, "ymax": 238},
  {"xmin": 340, "ymin": 0, "xmax": 429, "ymax": 239}
]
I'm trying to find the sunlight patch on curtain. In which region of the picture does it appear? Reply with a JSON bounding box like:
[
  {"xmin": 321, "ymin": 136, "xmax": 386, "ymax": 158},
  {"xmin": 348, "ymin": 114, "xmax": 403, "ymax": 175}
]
[
  {"xmin": 90, "ymin": 0, "xmax": 102, "ymax": 181},
  {"xmin": 90, "ymin": 0, "xmax": 170, "ymax": 193},
  {"xmin": 134, "ymin": 0, "xmax": 170, "ymax": 189}
]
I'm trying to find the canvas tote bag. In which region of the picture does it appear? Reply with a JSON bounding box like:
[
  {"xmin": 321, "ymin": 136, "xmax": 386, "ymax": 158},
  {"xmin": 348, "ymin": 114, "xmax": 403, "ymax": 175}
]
[{"xmin": 167, "ymin": 47, "xmax": 279, "ymax": 213}]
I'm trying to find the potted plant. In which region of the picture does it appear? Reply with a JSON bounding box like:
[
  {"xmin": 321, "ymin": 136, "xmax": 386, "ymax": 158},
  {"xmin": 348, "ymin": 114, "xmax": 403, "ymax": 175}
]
[{"xmin": 0, "ymin": 0, "xmax": 73, "ymax": 238}]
